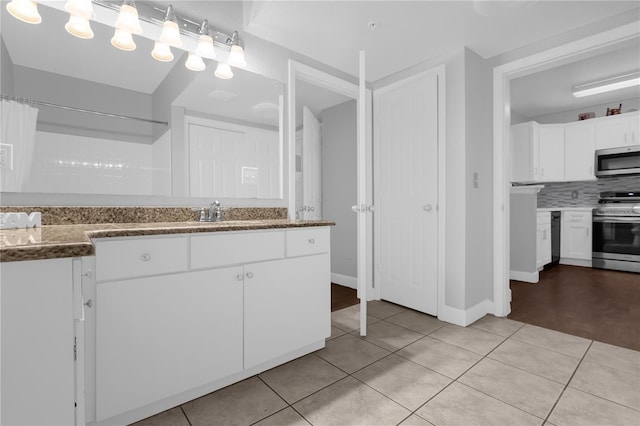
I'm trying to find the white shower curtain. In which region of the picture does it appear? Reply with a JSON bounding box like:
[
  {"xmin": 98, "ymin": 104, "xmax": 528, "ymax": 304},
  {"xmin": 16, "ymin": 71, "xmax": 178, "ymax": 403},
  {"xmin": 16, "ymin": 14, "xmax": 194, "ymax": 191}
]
[{"xmin": 0, "ymin": 99, "xmax": 39, "ymax": 191}]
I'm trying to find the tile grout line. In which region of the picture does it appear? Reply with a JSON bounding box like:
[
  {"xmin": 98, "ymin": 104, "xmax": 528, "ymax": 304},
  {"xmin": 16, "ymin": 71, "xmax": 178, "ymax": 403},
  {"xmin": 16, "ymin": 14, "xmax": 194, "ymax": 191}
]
[
  {"xmin": 542, "ymin": 340, "xmax": 594, "ymax": 425},
  {"xmin": 179, "ymin": 405, "xmax": 193, "ymax": 426}
]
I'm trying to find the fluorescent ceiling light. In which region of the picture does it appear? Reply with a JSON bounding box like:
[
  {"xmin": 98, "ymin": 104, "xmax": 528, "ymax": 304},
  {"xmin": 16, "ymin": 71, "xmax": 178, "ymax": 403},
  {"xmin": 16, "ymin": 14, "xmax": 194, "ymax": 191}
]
[{"xmin": 572, "ymin": 72, "xmax": 640, "ymax": 98}]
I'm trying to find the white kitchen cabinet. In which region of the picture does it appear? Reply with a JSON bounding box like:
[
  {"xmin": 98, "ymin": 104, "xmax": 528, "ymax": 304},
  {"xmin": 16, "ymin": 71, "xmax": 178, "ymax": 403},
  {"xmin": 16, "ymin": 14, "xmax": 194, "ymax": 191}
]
[
  {"xmin": 91, "ymin": 227, "xmax": 331, "ymax": 425},
  {"xmin": 561, "ymin": 210, "xmax": 593, "ymax": 267},
  {"xmin": 510, "ymin": 121, "xmax": 539, "ymax": 183},
  {"xmin": 538, "ymin": 124, "xmax": 565, "ymax": 182},
  {"xmin": 536, "ymin": 212, "xmax": 552, "ymax": 270},
  {"xmin": 595, "ymin": 112, "xmax": 640, "ymax": 149},
  {"xmin": 96, "ymin": 267, "xmax": 244, "ymax": 422},
  {"xmin": 564, "ymin": 121, "xmax": 596, "ymax": 181},
  {"xmin": 1, "ymin": 257, "xmax": 86, "ymax": 426}
]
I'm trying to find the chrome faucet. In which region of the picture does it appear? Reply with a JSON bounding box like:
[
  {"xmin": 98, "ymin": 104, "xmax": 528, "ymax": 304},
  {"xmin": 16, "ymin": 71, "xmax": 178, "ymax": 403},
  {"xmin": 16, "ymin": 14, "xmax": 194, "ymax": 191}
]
[{"xmin": 193, "ymin": 200, "xmax": 223, "ymax": 222}]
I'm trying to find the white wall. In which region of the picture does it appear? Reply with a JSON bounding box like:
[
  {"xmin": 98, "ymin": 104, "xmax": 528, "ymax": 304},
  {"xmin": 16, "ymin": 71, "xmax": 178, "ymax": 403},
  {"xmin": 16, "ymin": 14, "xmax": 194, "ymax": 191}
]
[
  {"xmin": 531, "ymin": 97, "xmax": 640, "ymax": 124},
  {"xmin": 321, "ymin": 100, "xmax": 357, "ymax": 286},
  {"xmin": 152, "ymin": 130, "xmax": 171, "ymax": 197},
  {"xmin": 26, "ymin": 132, "xmax": 152, "ymax": 195}
]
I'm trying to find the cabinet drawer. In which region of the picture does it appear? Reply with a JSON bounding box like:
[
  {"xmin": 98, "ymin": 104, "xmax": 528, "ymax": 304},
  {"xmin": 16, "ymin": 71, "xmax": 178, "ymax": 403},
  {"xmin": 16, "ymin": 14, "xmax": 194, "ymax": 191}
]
[
  {"xmin": 95, "ymin": 236, "xmax": 188, "ymax": 282},
  {"xmin": 191, "ymin": 230, "xmax": 285, "ymax": 269},
  {"xmin": 286, "ymin": 227, "xmax": 330, "ymax": 257}
]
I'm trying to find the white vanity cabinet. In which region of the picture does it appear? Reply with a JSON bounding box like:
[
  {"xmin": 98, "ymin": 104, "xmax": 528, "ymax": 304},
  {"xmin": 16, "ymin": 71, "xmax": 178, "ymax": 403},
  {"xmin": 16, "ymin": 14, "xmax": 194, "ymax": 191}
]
[
  {"xmin": 1, "ymin": 257, "xmax": 88, "ymax": 426},
  {"xmin": 561, "ymin": 210, "xmax": 593, "ymax": 267},
  {"xmin": 91, "ymin": 227, "xmax": 331, "ymax": 425}
]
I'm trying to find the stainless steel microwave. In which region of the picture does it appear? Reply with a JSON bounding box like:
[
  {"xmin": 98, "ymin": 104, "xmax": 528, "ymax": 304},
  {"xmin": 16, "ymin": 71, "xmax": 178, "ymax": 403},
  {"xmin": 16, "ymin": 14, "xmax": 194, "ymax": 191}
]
[{"xmin": 595, "ymin": 145, "xmax": 640, "ymax": 177}]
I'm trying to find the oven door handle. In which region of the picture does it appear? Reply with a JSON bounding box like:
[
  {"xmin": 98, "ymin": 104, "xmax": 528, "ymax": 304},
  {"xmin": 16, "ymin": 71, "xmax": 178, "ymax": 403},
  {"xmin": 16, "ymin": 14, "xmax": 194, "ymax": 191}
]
[{"xmin": 593, "ymin": 216, "xmax": 640, "ymax": 223}]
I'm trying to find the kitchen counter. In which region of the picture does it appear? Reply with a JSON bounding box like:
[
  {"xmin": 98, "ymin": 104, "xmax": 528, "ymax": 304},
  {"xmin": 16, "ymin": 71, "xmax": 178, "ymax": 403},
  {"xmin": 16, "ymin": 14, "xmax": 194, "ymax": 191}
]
[
  {"xmin": 537, "ymin": 207, "xmax": 594, "ymax": 212},
  {"xmin": 0, "ymin": 219, "xmax": 335, "ymax": 262}
]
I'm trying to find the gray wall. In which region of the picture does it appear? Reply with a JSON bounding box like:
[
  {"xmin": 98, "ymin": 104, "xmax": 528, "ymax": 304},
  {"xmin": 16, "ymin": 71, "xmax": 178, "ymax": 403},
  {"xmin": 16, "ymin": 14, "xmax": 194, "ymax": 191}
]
[
  {"xmin": 530, "ymin": 98, "xmax": 640, "ymax": 124},
  {"xmin": 1, "ymin": 39, "xmax": 15, "ymax": 97},
  {"xmin": 464, "ymin": 48, "xmax": 494, "ymax": 308},
  {"xmin": 321, "ymin": 100, "xmax": 357, "ymax": 280},
  {"xmin": 510, "ymin": 193, "xmax": 537, "ymax": 274},
  {"xmin": 12, "ymin": 66, "xmax": 154, "ymax": 144}
]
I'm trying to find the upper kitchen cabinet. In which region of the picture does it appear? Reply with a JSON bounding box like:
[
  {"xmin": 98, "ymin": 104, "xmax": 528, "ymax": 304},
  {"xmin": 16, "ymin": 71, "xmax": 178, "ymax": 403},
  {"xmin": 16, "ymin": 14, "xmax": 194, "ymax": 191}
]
[
  {"xmin": 511, "ymin": 122, "xmax": 540, "ymax": 183},
  {"xmin": 538, "ymin": 124, "xmax": 565, "ymax": 182},
  {"xmin": 564, "ymin": 120, "xmax": 596, "ymax": 181},
  {"xmin": 595, "ymin": 111, "xmax": 640, "ymax": 149}
]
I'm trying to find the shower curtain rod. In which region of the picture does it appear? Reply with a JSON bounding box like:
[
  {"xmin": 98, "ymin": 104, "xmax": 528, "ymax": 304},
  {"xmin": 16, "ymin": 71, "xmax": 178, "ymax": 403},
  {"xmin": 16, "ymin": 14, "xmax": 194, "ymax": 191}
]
[{"xmin": 1, "ymin": 95, "xmax": 168, "ymax": 126}]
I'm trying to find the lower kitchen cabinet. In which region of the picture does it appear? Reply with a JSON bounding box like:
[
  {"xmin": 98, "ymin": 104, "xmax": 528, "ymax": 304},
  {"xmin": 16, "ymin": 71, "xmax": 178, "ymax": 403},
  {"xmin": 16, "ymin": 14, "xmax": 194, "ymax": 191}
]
[
  {"xmin": 561, "ymin": 210, "xmax": 593, "ymax": 267},
  {"xmin": 1, "ymin": 257, "xmax": 86, "ymax": 426},
  {"xmin": 95, "ymin": 267, "xmax": 244, "ymax": 422},
  {"xmin": 536, "ymin": 212, "xmax": 552, "ymax": 270}
]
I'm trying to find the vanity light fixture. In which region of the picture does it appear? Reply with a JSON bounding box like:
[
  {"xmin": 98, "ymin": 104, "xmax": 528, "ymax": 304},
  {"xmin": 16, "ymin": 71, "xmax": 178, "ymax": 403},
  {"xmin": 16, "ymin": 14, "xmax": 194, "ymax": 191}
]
[
  {"xmin": 214, "ymin": 62, "xmax": 233, "ymax": 79},
  {"xmin": 114, "ymin": 0, "xmax": 142, "ymax": 34},
  {"xmin": 111, "ymin": 28, "xmax": 136, "ymax": 51},
  {"xmin": 572, "ymin": 72, "xmax": 640, "ymax": 98},
  {"xmin": 195, "ymin": 20, "xmax": 216, "ymax": 59},
  {"xmin": 226, "ymin": 31, "xmax": 246, "ymax": 68},
  {"xmin": 158, "ymin": 4, "xmax": 182, "ymax": 47},
  {"xmin": 6, "ymin": 0, "xmax": 41, "ymax": 24},
  {"xmin": 185, "ymin": 52, "xmax": 206, "ymax": 71},
  {"xmin": 151, "ymin": 40, "xmax": 173, "ymax": 62},
  {"xmin": 64, "ymin": 0, "xmax": 94, "ymax": 39}
]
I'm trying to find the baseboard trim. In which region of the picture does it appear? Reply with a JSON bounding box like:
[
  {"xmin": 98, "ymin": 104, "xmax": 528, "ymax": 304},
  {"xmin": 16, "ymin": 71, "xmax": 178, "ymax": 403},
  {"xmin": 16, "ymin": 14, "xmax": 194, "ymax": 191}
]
[
  {"xmin": 438, "ymin": 299, "xmax": 494, "ymax": 327},
  {"xmin": 509, "ymin": 270, "xmax": 539, "ymax": 283},
  {"xmin": 331, "ymin": 273, "xmax": 357, "ymax": 289},
  {"xmin": 560, "ymin": 258, "xmax": 592, "ymax": 268}
]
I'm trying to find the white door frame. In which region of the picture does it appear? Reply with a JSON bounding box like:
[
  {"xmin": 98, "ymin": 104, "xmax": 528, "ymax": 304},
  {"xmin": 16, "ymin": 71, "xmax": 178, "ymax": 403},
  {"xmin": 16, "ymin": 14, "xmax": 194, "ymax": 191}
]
[
  {"xmin": 492, "ymin": 22, "xmax": 640, "ymax": 317},
  {"xmin": 287, "ymin": 59, "xmax": 374, "ymax": 335}
]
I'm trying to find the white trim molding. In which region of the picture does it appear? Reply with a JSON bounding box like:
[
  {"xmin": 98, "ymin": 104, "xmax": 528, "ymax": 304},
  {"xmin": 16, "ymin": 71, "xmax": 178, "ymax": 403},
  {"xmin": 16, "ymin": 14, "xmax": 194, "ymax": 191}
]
[
  {"xmin": 509, "ymin": 270, "xmax": 539, "ymax": 283},
  {"xmin": 331, "ymin": 273, "xmax": 357, "ymax": 289},
  {"xmin": 439, "ymin": 299, "xmax": 494, "ymax": 327}
]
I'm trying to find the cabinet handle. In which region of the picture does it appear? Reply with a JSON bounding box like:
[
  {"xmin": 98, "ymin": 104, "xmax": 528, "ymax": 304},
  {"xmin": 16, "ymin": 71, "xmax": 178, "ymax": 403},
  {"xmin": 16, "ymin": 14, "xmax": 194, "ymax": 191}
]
[
  {"xmin": 82, "ymin": 269, "xmax": 93, "ymax": 278},
  {"xmin": 141, "ymin": 253, "xmax": 151, "ymax": 262},
  {"xmin": 246, "ymin": 272, "xmax": 254, "ymax": 279},
  {"xmin": 308, "ymin": 238, "xmax": 315, "ymax": 244},
  {"xmin": 236, "ymin": 274, "xmax": 244, "ymax": 282},
  {"xmin": 84, "ymin": 299, "xmax": 93, "ymax": 308}
]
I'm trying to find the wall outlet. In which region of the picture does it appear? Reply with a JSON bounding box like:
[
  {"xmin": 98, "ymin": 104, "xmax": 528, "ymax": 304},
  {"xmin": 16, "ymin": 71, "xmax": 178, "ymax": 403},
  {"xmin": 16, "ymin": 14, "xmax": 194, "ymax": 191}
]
[
  {"xmin": 571, "ymin": 190, "xmax": 579, "ymax": 199},
  {"xmin": 473, "ymin": 172, "xmax": 479, "ymax": 189}
]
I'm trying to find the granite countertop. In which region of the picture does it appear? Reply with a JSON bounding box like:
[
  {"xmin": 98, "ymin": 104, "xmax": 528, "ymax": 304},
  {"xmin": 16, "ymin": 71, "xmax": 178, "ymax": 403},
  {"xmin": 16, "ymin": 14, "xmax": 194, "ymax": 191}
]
[{"xmin": 0, "ymin": 220, "xmax": 335, "ymax": 262}]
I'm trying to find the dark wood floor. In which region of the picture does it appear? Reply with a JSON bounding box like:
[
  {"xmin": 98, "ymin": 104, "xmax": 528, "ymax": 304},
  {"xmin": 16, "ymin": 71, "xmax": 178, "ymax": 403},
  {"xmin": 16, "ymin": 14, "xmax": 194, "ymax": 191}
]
[
  {"xmin": 331, "ymin": 283, "xmax": 359, "ymax": 312},
  {"xmin": 509, "ymin": 265, "xmax": 640, "ymax": 351}
]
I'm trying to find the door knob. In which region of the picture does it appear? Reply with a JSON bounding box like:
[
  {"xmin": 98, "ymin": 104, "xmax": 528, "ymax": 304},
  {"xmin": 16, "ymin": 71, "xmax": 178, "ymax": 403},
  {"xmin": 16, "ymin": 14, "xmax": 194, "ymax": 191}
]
[{"xmin": 246, "ymin": 272, "xmax": 254, "ymax": 279}]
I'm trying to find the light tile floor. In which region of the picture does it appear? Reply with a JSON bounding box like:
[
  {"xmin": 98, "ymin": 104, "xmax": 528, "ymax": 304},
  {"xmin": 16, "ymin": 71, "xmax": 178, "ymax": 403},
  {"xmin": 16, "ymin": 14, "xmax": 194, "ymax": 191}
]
[{"xmin": 133, "ymin": 301, "xmax": 640, "ymax": 426}]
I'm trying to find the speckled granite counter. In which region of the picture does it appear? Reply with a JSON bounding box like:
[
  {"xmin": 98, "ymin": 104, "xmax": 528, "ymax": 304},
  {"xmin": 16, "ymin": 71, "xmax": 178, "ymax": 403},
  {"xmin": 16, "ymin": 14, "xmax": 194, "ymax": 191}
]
[{"xmin": 0, "ymin": 220, "xmax": 335, "ymax": 262}]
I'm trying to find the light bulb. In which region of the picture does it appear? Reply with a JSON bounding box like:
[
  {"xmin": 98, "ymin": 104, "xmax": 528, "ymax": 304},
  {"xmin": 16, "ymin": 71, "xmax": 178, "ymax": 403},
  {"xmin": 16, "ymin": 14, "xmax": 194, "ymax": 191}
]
[
  {"xmin": 115, "ymin": 1, "xmax": 142, "ymax": 34},
  {"xmin": 185, "ymin": 52, "xmax": 205, "ymax": 72},
  {"xmin": 6, "ymin": 0, "xmax": 41, "ymax": 24},
  {"xmin": 151, "ymin": 41, "xmax": 173, "ymax": 62},
  {"xmin": 227, "ymin": 44, "xmax": 246, "ymax": 68},
  {"xmin": 214, "ymin": 62, "xmax": 233, "ymax": 79},
  {"xmin": 159, "ymin": 20, "xmax": 182, "ymax": 47},
  {"xmin": 195, "ymin": 34, "xmax": 215, "ymax": 59},
  {"xmin": 64, "ymin": 0, "xmax": 92, "ymax": 19},
  {"xmin": 65, "ymin": 15, "xmax": 94, "ymax": 39},
  {"xmin": 111, "ymin": 28, "xmax": 136, "ymax": 51}
]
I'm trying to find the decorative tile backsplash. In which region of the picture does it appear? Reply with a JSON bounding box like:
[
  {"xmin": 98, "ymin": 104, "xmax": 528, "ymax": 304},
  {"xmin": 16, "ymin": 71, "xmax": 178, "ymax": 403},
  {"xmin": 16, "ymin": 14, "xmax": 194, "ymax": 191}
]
[{"xmin": 537, "ymin": 176, "xmax": 640, "ymax": 208}]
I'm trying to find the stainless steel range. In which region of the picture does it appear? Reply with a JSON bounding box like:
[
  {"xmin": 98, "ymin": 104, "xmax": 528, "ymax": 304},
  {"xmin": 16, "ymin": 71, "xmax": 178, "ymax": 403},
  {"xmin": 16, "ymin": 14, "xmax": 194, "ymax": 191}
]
[{"xmin": 592, "ymin": 191, "xmax": 640, "ymax": 273}]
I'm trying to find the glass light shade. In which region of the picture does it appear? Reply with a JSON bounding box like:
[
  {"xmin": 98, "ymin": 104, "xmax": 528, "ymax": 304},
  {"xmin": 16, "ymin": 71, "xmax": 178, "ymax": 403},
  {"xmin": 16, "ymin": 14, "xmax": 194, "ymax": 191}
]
[
  {"xmin": 111, "ymin": 28, "xmax": 136, "ymax": 51},
  {"xmin": 64, "ymin": 0, "xmax": 92, "ymax": 19},
  {"xmin": 159, "ymin": 20, "xmax": 182, "ymax": 47},
  {"xmin": 195, "ymin": 34, "xmax": 215, "ymax": 59},
  {"xmin": 65, "ymin": 15, "xmax": 94, "ymax": 39},
  {"xmin": 6, "ymin": 0, "xmax": 41, "ymax": 24},
  {"xmin": 185, "ymin": 53, "xmax": 205, "ymax": 72},
  {"xmin": 115, "ymin": 2, "xmax": 142, "ymax": 34},
  {"xmin": 227, "ymin": 45, "xmax": 246, "ymax": 68},
  {"xmin": 151, "ymin": 41, "xmax": 173, "ymax": 62},
  {"xmin": 214, "ymin": 62, "xmax": 233, "ymax": 80}
]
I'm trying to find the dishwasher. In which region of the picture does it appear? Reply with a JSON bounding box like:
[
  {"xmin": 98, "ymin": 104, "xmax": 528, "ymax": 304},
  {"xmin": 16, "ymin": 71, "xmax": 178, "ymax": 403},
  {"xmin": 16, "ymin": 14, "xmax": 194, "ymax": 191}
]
[{"xmin": 545, "ymin": 211, "xmax": 561, "ymax": 269}]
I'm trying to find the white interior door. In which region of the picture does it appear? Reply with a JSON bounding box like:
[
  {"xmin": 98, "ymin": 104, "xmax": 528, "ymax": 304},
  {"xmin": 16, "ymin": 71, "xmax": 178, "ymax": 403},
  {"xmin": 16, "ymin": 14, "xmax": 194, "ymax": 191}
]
[
  {"xmin": 302, "ymin": 106, "xmax": 322, "ymax": 220},
  {"xmin": 374, "ymin": 69, "xmax": 439, "ymax": 316}
]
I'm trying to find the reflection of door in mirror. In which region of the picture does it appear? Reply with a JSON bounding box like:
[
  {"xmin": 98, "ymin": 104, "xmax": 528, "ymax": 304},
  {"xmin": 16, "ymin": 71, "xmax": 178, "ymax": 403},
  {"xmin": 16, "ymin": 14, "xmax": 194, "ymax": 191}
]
[
  {"xmin": 187, "ymin": 117, "xmax": 280, "ymax": 199},
  {"xmin": 295, "ymin": 106, "xmax": 322, "ymax": 220}
]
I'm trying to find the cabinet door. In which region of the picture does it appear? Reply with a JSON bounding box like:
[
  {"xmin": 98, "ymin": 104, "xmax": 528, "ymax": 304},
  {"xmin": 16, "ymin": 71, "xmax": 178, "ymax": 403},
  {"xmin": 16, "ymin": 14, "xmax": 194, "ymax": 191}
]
[
  {"xmin": 595, "ymin": 116, "xmax": 630, "ymax": 149},
  {"xmin": 96, "ymin": 267, "xmax": 244, "ymax": 421},
  {"xmin": 1, "ymin": 258, "xmax": 75, "ymax": 426},
  {"xmin": 244, "ymin": 255, "xmax": 330, "ymax": 370},
  {"xmin": 538, "ymin": 125, "xmax": 565, "ymax": 181},
  {"xmin": 565, "ymin": 122, "xmax": 596, "ymax": 181},
  {"xmin": 510, "ymin": 122, "xmax": 539, "ymax": 183},
  {"xmin": 627, "ymin": 114, "xmax": 639, "ymax": 146},
  {"xmin": 561, "ymin": 212, "xmax": 592, "ymax": 260}
]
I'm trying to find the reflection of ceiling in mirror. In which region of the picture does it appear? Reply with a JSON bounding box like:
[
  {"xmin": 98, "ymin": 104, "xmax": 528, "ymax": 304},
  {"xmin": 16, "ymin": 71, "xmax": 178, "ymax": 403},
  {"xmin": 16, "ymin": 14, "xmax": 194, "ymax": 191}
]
[
  {"xmin": 296, "ymin": 80, "xmax": 351, "ymax": 127},
  {"xmin": 1, "ymin": 4, "xmax": 182, "ymax": 94}
]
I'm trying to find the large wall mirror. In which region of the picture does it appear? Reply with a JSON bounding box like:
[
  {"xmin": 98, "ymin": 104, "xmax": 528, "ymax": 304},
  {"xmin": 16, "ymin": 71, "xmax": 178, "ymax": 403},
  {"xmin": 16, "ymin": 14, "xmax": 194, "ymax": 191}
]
[{"xmin": 0, "ymin": 2, "xmax": 284, "ymax": 204}]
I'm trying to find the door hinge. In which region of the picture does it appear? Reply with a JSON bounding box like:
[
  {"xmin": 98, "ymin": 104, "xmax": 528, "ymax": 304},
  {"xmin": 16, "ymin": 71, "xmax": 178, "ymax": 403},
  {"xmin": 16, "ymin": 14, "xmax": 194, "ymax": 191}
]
[{"xmin": 73, "ymin": 336, "xmax": 77, "ymax": 362}]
